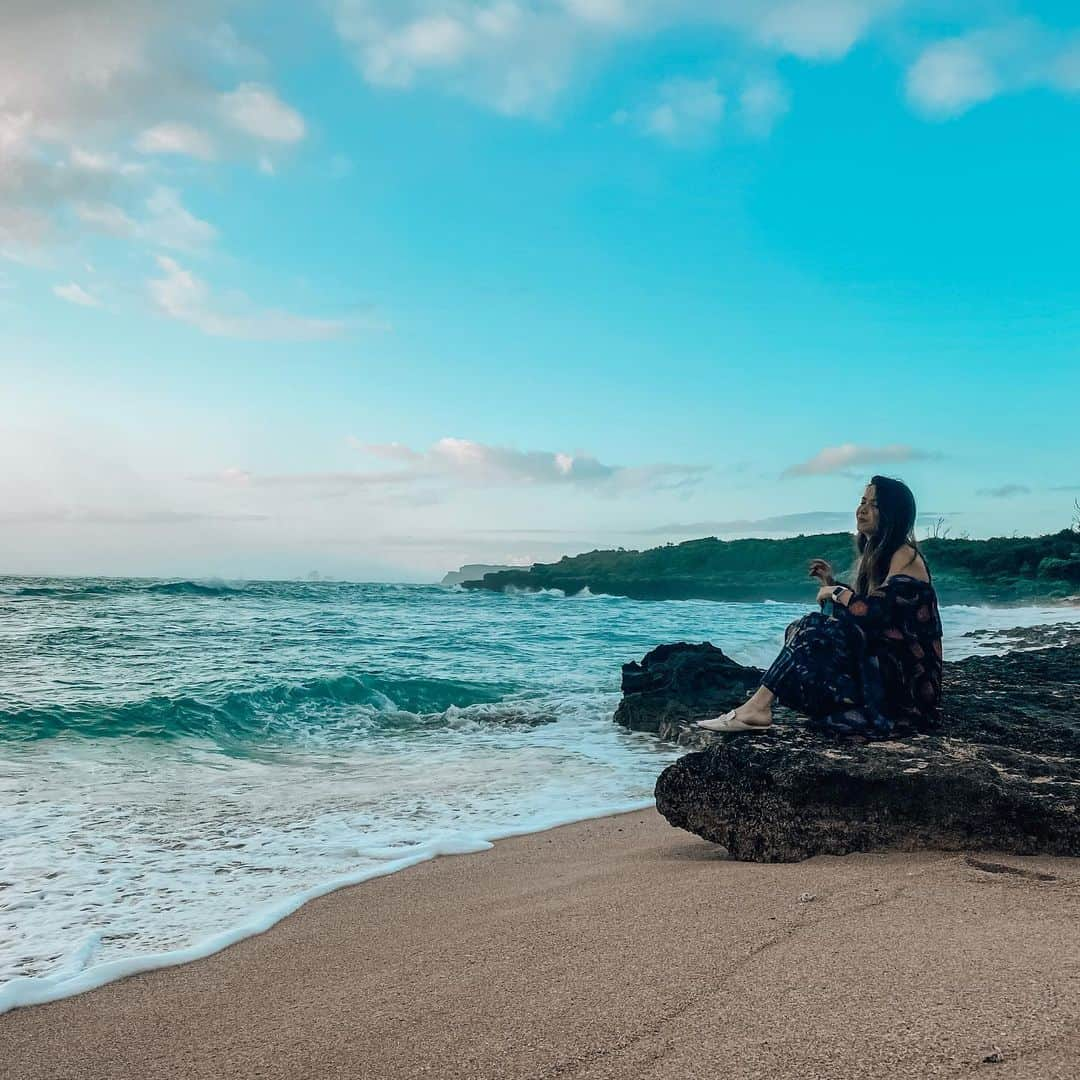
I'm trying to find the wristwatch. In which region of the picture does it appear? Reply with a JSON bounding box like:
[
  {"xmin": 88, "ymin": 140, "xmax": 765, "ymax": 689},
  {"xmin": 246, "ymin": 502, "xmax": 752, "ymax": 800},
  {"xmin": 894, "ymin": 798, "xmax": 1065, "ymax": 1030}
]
[{"xmin": 830, "ymin": 585, "xmax": 847, "ymax": 604}]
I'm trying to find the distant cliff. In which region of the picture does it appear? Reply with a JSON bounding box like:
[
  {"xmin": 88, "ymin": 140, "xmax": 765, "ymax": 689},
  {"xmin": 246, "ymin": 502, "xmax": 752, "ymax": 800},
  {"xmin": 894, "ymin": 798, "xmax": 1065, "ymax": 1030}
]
[
  {"xmin": 462, "ymin": 530, "xmax": 1080, "ymax": 604},
  {"xmin": 440, "ymin": 563, "xmax": 517, "ymax": 587}
]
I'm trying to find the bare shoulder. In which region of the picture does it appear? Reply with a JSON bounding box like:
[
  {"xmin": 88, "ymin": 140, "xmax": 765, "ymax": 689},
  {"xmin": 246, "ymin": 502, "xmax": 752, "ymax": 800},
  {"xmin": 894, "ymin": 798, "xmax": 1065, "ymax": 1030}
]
[{"xmin": 888, "ymin": 545, "xmax": 930, "ymax": 582}]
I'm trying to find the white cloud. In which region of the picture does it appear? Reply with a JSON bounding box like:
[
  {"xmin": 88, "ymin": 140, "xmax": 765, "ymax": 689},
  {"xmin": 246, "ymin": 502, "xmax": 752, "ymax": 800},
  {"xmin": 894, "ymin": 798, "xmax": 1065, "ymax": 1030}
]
[
  {"xmin": 358, "ymin": 440, "xmax": 426, "ymax": 463},
  {"xmin": 906, "ymin": 38, "xmax": 999, "ymax": 116},
  {"xmin": 353, "ymin": 435, "xmax": 708, "ymax": 492},
  {"xmin": 638, "ymin": 77, "xmax": 726, "ymax": 145},
  {"xmin": 906, "ymin": 21, "xmax": 1080, "ymax": 118},
  {"xmin": 331, "ymin": 1, "xmax": 905, "ymax": 118},
  {"xmin": 0, "ymin": 207, "xmax": 51, "ymax": 250},
  {"xmin": 75, "ymin": 201, "xmax": 138, "ymax": 237},
  {"xmin": 559, "ymin": 0, "xmax": 633, "ymax": 27},
  {"xmin": 148, "ymin": 254, "xmax": 348, "ymax": 341},
  {"xmin": 193, "ymin": 466, "xmax": 416, "ymax": 492},
  {"xmin": 220, "ymin": 83, "xmax": 306, "ymax": 142},
  {"xmin": 1, "ymin": 109, "xmax": 143, "ymax": 246},
  {"xmin": 618, "ymin": 70, "xmax": 793, "ymax": 145},
  {"xmin": 136, "ymin": 123, "xmax": 216, "ymax": 160},
  {"xmin": 52, "ymin": 281, "xmax": 101, "ymax": 307},
  {"xmin": 0, "ymin": 4, "xmax": 300, "ymax": 262},
  {"xmin": 143, "ymin": 187, "xmax": 217, "ymax": 251},
  {"xmin": 738, "ymin": 75, "xmax": 790, "ymax": 137},
  {"xmin": 0, "ymin": 110, "xmax": 34, "ymax": 158},
  {"xmin": 783, "ymin": 443, "xmax": 939, "ymax": 477},
  {"xmin": 752, "ymin": 0, "xmax": 899, "ymax": 61},
  {"xmin": 69, "ymin": 148, "xmax": 144, "ymax": 177},
  {"xmin": 333, "ymin": 2, "xmax": 584, "ymax": 117}
]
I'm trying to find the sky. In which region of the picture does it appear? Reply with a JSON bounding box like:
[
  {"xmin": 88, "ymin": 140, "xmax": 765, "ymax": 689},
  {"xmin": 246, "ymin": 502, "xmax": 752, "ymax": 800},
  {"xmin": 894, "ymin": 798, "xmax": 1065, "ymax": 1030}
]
[{"xmin": 2, "ymin": 0, "xmax": 1078, "ymax": 581}]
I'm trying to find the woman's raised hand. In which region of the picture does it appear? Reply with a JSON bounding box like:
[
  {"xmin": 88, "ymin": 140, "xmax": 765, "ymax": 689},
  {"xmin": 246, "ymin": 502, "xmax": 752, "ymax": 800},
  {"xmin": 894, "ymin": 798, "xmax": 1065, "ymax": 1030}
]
[{"xmin": 808, "ymin": 559, "xmax": 835, "ymax": 585}]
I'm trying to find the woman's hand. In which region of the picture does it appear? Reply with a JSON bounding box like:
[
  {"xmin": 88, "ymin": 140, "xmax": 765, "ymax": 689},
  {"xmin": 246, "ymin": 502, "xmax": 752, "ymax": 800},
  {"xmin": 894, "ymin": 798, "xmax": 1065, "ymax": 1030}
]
[
  {"xmin": 808, "ymin": 559, "xmax": 835, "ymax": 585},
  {"xmin": 816, "ymin": 584, "xmax": 836, "ymax": 605}
]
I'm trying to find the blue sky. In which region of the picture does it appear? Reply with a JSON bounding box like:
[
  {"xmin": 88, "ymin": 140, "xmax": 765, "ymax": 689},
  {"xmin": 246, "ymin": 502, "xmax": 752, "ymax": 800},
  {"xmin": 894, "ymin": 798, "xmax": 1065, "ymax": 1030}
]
[{"xmin": 2, "ymin": 1, "xmax": 1078, "ymax": 580}]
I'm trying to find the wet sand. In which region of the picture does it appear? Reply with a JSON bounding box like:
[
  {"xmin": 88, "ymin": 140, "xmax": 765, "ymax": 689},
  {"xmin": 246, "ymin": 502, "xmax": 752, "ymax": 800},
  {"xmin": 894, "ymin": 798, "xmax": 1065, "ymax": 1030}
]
[{"xmin": 3, "ymin": 808, "xmax": 1079, "ymax": 1080}]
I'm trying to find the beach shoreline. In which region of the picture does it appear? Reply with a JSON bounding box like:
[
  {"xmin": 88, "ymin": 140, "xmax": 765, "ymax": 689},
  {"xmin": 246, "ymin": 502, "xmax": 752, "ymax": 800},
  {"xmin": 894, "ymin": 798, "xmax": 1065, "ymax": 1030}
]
[{"xmin": 3, "ymin": 807, "xmax": 1078, "ymax": 1080}]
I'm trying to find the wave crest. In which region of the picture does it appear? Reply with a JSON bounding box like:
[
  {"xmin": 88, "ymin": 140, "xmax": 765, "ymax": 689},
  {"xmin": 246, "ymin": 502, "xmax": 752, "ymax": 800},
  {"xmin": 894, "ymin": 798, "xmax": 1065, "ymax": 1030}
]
[
  {"xmin": 13, "ymin": 580, "xmax": 242, "ymax": 600},
  {"xmin": 0, "ymin": 673, "xmax": 522, "ymax": 745}
]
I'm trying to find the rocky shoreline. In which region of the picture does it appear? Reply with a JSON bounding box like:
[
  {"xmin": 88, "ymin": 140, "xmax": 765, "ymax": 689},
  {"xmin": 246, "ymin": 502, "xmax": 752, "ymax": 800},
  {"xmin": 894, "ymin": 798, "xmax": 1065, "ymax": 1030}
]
[
  {"xmin": 466, "ymin": 530, "xmax": 1080, "ymax": 604},
  {"xmin": 616, "ymin": 624, "xmax": 1080, "ymax": 862}
]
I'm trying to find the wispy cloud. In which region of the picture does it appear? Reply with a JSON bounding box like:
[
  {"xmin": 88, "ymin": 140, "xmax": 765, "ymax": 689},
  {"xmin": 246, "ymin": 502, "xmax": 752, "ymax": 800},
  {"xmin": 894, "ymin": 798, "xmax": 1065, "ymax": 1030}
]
[
  {"xmin": 74, "ymin": 202, "xmax": 139, "ymax": 238},
  {"xmin": 352, "ymin": 436, "xmax": 708, "ymax": 492},
  {"xmin": 617, "ymin": 70, "xmax": 793, "ymax": 145},
  {"xmin": 0, "ymin": 507, "xmax": 268, "ymax": 526},
  {"xmin": 976, "ymin": 484, "xmax": 1032, "ymax": 498},
  {"xmin": 136, "ymin": 123, "xmax": 217, "ymax": 161},
  {"xmin": 635, "ymin": 511, "xmax": 856, "ymax": 536},
  {"xmin": 68, "ymin": 148, "xmax": 145, "ymax": 178},
  {"xmin": 142, "ymin": 188, "xmax": 217, "ymax": 252},
  {"xmin": 52, "ymin": 282, "xmax": 101, "ymax": 308},
  {"xmin": 330, "ymin": 0, "xmax": 903, "ymax": 119},
  {"xmin": 0, "ymin": 3, "xmax": 305, "ymax": 266},
  {"xmin": 738, "ymin": 75, "xmax": 790, "ymax": 137},
  {"xmin": 783, "ymin": 443, "xmax": 939, "ymax": 478},
  {"xmin": 193, "ymin": 467, "xmax": 416, "ymax": 495},
  {"xmin": 74, "ymin": 188, "xmax": 216, "ymax": 252},
  {"xmin": 616, "ymin": 77, "xmax": 726, "ymax": 146},
  {"xmin": 906, "ymin": 20, "xmax": 1080, "ymax": 118},
  {"xmin": 220, "ymin": 83, "xmax": 306, "ymax": 143},
  {"xmin": 148, "ymin": 256, "xmax": 349, "ymax": 341}
]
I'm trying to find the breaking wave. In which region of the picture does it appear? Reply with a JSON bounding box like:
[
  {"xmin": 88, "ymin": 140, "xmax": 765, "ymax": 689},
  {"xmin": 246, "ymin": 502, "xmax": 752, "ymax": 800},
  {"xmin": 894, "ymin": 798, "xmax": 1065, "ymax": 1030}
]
[{"xmin": 0, "ymin": 673, "xmax": 525, "ymax": 745}]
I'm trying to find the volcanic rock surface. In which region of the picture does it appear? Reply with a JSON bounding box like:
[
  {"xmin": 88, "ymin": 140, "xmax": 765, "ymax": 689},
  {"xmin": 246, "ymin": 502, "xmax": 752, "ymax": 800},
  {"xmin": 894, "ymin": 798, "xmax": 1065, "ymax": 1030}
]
[{"xmin": 616, "ymin": 627, "xmax": 1080, "ymax": 862}]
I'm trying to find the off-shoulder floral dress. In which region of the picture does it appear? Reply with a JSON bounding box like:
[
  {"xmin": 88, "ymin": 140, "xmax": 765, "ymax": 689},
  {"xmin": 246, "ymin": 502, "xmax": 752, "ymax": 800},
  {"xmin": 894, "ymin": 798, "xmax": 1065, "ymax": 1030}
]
[{"xmin": 761, "ymin": 574, "xmax": 944, "ymax": 738}]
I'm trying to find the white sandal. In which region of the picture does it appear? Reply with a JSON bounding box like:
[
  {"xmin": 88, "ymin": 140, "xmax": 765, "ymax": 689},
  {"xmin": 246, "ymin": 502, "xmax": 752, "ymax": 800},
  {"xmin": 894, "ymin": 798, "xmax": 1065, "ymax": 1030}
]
[{"xmin": 695, "ymin": 710, "xmax": 772, "ymax": 733}]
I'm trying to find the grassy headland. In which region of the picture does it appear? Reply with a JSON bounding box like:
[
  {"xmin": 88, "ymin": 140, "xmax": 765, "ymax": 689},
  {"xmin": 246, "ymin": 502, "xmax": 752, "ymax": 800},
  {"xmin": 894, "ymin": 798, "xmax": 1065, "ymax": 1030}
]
[{"xmin": 463, "ymin": 529, "xmax": 1080, "ymax": 604}]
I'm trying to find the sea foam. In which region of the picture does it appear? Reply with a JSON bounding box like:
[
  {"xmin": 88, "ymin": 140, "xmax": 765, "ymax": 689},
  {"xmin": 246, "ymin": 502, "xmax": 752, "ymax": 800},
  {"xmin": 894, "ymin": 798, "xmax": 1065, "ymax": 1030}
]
[{"xmin": 1, "ymin": 578, "xmax": 1075, "ymax": 1013}]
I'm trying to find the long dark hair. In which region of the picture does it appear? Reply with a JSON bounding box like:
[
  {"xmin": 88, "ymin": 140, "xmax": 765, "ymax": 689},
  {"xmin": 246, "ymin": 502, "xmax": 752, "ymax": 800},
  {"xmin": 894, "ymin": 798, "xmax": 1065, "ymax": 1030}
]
[{"xmin": 855, "ymin": 475, "xmax": 924, "ymax": 593}]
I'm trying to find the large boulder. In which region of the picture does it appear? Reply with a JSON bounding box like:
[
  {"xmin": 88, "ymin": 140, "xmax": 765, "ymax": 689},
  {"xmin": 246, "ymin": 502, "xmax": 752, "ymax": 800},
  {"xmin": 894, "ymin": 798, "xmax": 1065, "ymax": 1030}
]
[
  {"xmin": 614, "ymin": 642, "xmax": 762, "ymax": 738},
  {"xmin": 616, "ymin": 628, "xmax": 1080, "ymax": 862}
]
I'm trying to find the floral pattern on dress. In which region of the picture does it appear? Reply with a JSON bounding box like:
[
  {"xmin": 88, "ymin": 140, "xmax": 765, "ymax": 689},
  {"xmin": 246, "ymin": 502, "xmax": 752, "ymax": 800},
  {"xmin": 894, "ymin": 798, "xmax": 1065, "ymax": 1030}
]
[{"xmin": 760, "ymin": 574, "xmax": 943, "ymax": 740}]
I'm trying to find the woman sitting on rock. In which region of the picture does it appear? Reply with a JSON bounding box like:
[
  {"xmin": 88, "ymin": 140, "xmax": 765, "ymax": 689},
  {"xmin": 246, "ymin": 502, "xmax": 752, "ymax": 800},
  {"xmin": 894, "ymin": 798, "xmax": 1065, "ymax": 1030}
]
[{"xmin": 697, "ymin": 475, "xmax": 943, "ymax": 739}]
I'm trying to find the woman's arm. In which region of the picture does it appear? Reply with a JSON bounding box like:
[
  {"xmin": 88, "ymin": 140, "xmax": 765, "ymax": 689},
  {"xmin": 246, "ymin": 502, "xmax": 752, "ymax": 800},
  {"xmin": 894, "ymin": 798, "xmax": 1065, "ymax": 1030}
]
[{"xmin": 817, "ymin": 580, "xmax": 895, "ymax": 635}]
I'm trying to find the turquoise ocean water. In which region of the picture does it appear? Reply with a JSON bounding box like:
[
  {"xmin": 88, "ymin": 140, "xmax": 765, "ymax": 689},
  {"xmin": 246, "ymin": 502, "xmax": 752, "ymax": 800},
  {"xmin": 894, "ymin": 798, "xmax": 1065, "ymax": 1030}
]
[{"xmin": 1, "ymin": 577, "xmax": 1073, "ymax": 1012}]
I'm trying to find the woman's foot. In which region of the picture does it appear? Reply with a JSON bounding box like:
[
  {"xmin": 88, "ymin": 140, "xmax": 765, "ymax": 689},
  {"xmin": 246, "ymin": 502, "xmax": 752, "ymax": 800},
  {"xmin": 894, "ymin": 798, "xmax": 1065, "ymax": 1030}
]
[{"xmin": 696, "ymin": 701, "xmax": 773, "ymax": 731}]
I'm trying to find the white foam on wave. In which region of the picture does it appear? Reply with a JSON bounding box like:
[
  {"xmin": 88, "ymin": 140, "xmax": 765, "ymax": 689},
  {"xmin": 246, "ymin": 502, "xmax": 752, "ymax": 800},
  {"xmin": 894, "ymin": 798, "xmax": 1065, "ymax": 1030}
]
[
  {"xmin": 501, "ymin": 585, "xmax": 567, "ymax": 597},
  {"xmin": 3, "ymin": 588, "xmax": 1072, "ymax": 1016},
  {"xmin": 0, "ymin": 797, "xmax": 653, "ymax": 1015},
  {"xmin": 940, "ymin": 602, "xmax": 1079, "ymax": 656},
  {"xmin": 0, "ymin": 692, "xmax": 673, "ymax": 1015}
]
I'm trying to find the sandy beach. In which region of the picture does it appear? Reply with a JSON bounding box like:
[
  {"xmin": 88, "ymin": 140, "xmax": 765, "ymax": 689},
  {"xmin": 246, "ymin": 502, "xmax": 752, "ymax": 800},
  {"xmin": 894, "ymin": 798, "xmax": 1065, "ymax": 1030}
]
[{"xmin": 3, "ymin": 808, "xmax": 1079, "ymax": 1080}]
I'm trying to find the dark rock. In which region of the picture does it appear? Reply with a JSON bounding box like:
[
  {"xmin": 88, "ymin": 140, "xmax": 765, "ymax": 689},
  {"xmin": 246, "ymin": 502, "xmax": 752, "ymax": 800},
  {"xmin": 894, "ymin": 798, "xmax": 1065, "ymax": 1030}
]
[
  {"xmin": 617, "ymin": 628, "xmax": 1080, "ymax": 862},
  {"xmin": 614, "ymin": 642, "xmax": 762, "ymax": 739}
]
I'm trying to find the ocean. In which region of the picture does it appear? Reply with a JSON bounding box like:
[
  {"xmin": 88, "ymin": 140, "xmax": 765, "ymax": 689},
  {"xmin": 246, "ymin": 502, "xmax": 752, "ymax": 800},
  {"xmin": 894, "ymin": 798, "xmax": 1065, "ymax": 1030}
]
[{"xmin": 1, "ymin": 577, "xmax": 1074, "ymax": 1013}]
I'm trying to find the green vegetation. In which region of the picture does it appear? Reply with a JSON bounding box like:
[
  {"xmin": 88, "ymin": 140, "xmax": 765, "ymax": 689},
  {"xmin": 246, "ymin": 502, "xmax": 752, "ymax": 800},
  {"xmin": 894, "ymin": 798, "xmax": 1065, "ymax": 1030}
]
[{"xmin": 464, "ymin": 529, "xmax": 1080, "ymax": 604}]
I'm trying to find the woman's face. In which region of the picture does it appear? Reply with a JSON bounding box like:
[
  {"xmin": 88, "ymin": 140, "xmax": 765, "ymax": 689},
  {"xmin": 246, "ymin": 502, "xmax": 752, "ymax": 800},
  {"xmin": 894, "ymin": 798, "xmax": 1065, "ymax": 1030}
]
[{"xmin": 856, "ymin": 485, "xmax": 879, "ymax": 536}]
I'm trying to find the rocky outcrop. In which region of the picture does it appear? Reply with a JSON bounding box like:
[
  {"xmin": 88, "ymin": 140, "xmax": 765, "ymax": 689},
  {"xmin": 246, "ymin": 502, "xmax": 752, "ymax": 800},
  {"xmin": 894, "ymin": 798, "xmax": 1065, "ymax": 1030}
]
[
  {"xmin": 614, "ymin": 643, "xmax": 762, "ymax": 736},
  {"xmin": 616, "ymin": 628, "xmax": 1080, "ymax": 862},
  {"xmin": 440, "ymin": 564, "xmax": 516, "ymax": 587}
]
